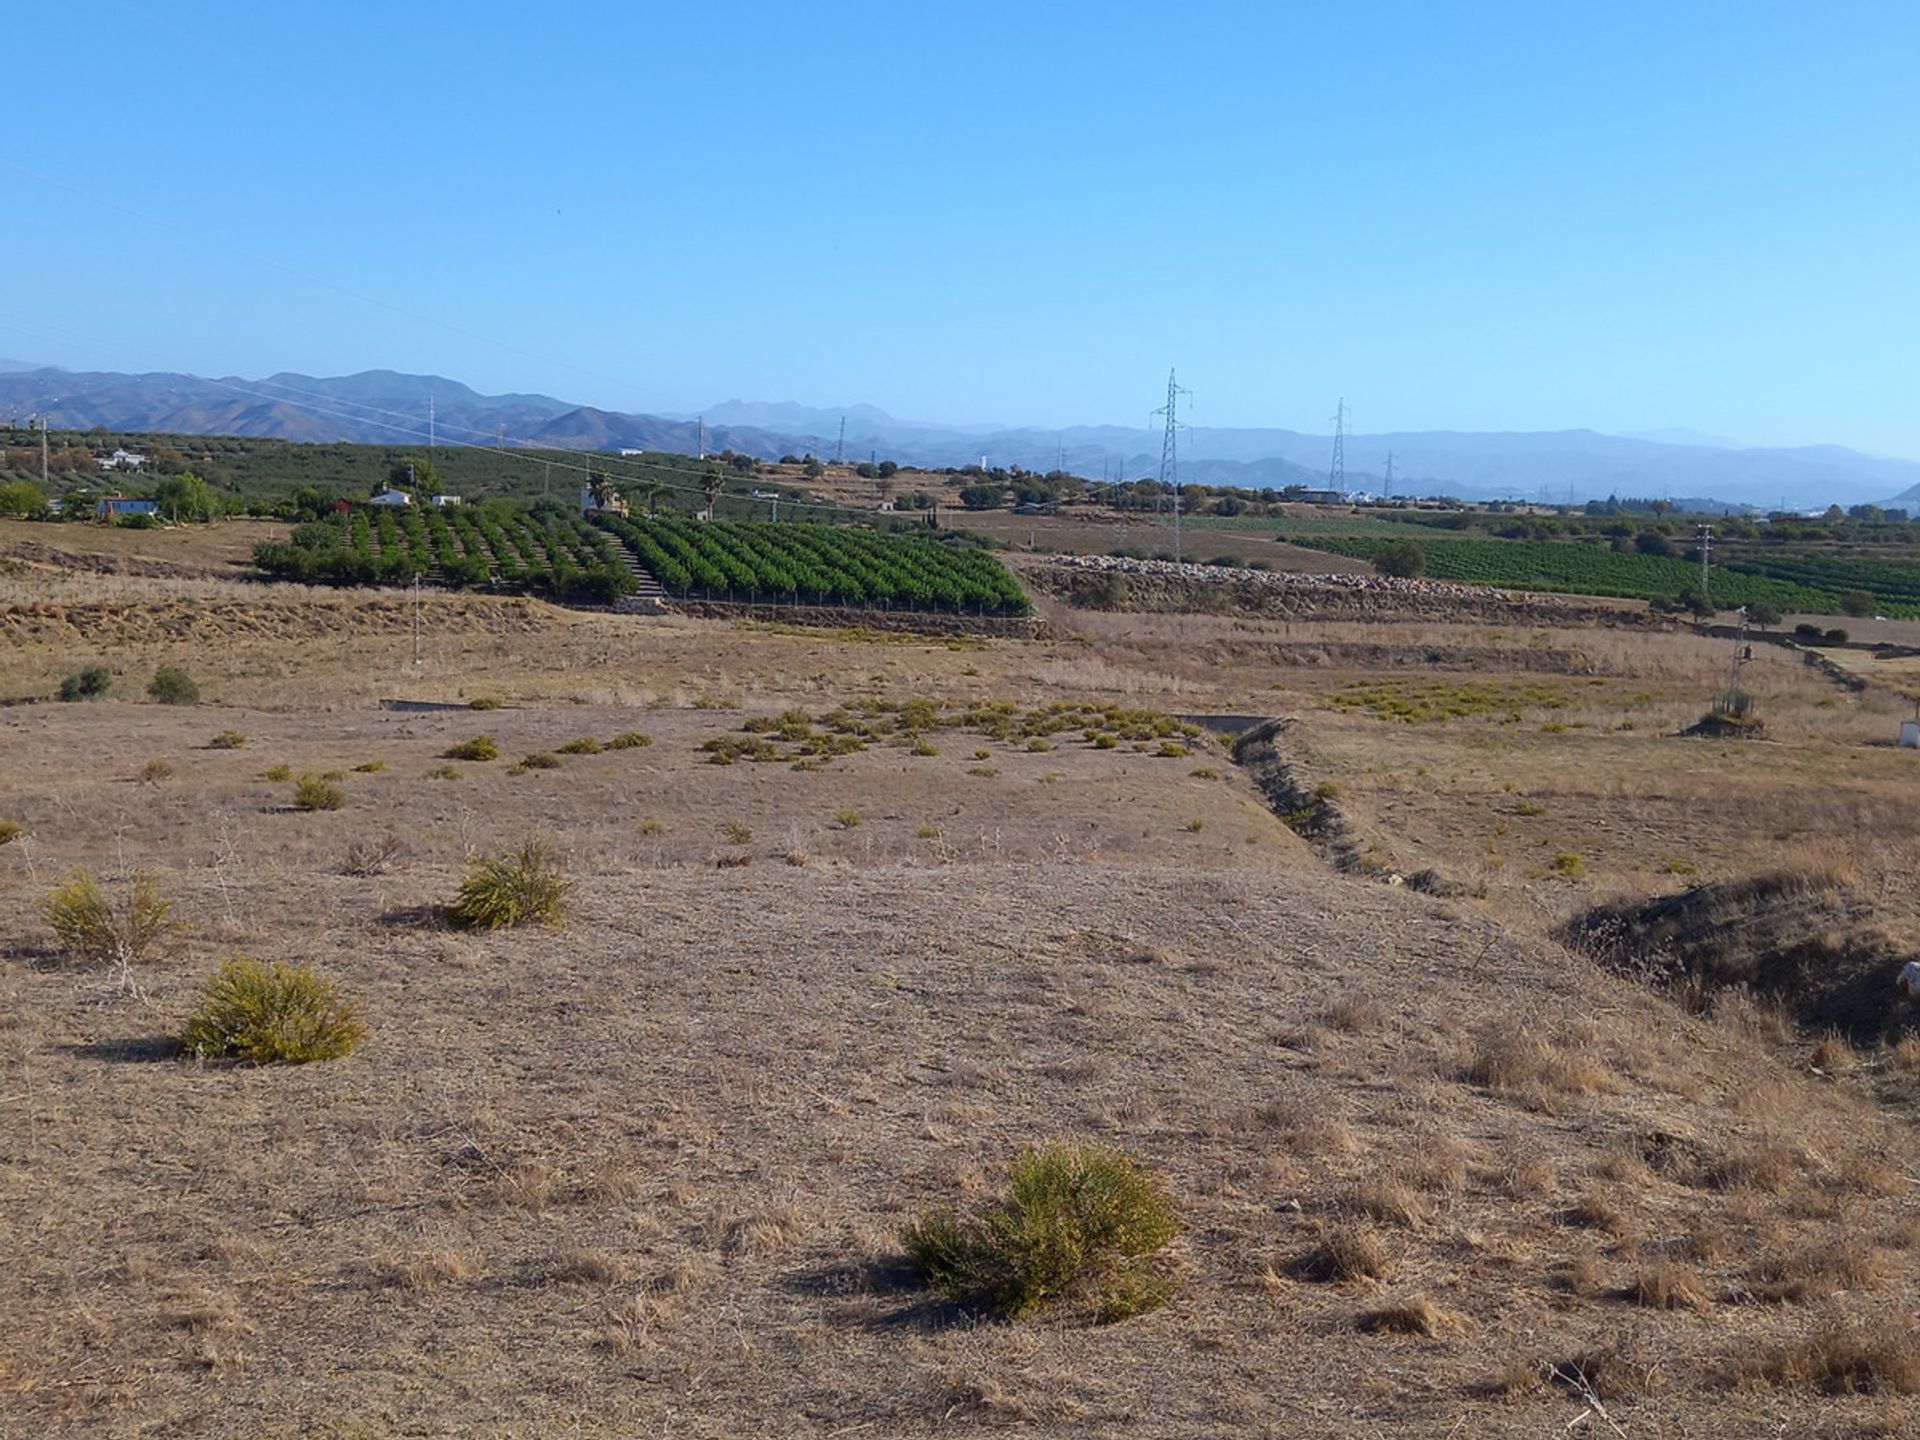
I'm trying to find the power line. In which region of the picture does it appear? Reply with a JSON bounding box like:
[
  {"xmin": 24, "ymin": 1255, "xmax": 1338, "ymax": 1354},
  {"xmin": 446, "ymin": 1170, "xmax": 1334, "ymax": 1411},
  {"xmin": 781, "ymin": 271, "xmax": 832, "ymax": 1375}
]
[{"xmin": 1152, "ymin": 368, "xmax": 1192, "ymax": 563}]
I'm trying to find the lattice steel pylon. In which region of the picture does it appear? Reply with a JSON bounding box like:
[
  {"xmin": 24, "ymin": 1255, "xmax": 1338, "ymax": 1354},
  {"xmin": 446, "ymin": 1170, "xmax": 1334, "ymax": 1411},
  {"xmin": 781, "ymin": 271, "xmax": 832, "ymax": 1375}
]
[
  {"xmin": 1329, "ymin": 397, "xmax": 1348, "ymax": 492},
  {"xmin": 1153, "ymin": 368, "xmax": 1191, "ymax": 562}
]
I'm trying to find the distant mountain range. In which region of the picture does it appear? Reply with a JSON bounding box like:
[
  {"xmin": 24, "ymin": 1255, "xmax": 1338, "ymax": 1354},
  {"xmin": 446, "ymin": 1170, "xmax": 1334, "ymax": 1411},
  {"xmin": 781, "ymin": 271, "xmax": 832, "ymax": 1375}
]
[{"xmin": 4, "ymin": 362, "xmax": 1918, "ymax": 510}]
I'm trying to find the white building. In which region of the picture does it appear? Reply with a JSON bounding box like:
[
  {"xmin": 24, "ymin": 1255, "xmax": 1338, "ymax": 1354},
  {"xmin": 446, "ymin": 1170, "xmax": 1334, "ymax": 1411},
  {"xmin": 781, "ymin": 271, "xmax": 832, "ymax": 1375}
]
[
  {"xmin": 96, "ymin": 448, "xmax": 147, "ymax": 472},
  {"xmin": 368, "ymin": 488, "xmax": 413, "ymax": 507}
]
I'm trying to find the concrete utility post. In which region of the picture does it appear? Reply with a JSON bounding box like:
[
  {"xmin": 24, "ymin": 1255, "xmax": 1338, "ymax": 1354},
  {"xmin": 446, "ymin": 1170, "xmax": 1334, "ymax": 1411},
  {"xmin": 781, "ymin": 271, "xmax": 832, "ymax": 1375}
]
[{"xmin": 41, "ymin": 415, "xmax": 49, "ymax": 487}]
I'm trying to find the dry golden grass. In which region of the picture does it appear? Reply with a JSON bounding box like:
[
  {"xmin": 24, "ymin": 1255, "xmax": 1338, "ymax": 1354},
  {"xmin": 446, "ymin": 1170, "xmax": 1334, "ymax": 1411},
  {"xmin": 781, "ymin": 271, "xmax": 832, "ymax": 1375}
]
[{"xmin": 4, "ymin": 543, "xmax": 1920, "ymax": 1436}]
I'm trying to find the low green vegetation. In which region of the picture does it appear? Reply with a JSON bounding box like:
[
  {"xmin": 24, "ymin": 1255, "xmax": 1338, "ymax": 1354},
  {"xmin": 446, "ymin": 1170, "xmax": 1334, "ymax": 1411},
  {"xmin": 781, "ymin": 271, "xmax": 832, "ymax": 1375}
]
[
  {"xmin": 41, "ymin": 869, "xmax": 175, "ymax": 965},
  {"xmin": 58, "ymin": 666, "xmax": 111, "ymax": 702},
  {"xmin": 181, "ymin": 957, "xmax": 365, "ymax": 1065},
  {"xmin": 443, "ymin": 734, "xmax": 499, "ymax": 762},
  {"xmin": 209, "ymin": 729, "xmax": 246, "ymax": 749},
  {"xmin": 447, "ymin": 835, "xmax": 571, "ymax": 929},
  {"xmin": 902, "ymin": 1140, "xmax": 1180, "ymax": 1321},
  {"xmin": 292, "ymin": 774, "xmax": 347, "ymax": 811},
  {"xmin": 147, "ymin": 665, "xmax": 200, "ymax": 705},
  {"xmin": 1330, "ymin": 677, "xmax": 1588, "ymax": 725}
]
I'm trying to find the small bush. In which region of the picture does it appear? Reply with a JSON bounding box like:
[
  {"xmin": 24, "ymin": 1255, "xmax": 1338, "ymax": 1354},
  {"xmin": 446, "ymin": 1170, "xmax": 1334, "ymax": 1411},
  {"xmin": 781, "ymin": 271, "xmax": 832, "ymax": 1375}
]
[
  {"xmin": 1551, "ymin": 852, "xmax": 1585, "ymax": 878},
  {"xmin": 1027, "ymin": 737, "xmax": 1053, "ymax": 753},
  {"xmin": 1190, "ymin": 767, "xmax": 1219, "ymax": 780},
  {"xmin": 292, "ymin": 774, "xmax": 346, "ymax": 811},
  {"xmin": 137, "ymin": 759, "xmax": 176, "ymax": 785},
  {"xmin": 1358, "ymin": 1296, "xmax": 1461, "ymax": 1336},
  {"xmin": 638, "ymin": 818, "xmax": 665, "ymax": 836},
  {"xmin": 916, "ymin": 823, "xmax": 942, "ymax": 840},
  {"xmin": 1739, "ymin": 1329, "xmax": 1920, "ymax": 1395},
  {"xmin": 427, "ymin": 764, "xmax": 462, "ymax": 780},
  {"xmin": 901, "ymin": 1140, "xmax": 1179, "ymax": 1320},
  {"xmin": 720, "ymin": 820, "xmax": 752, "ymax": 844},
  {"xmin": 59, "ymin": 666, "xmax": 112, "ymax": 701},
  {"xmin": 180, "ymin": 957, "xmax": 365, "ymax": 1064},
  {"xmin": 516, "ymin": 752, "xmax": 562, "ymax": 770},
  {"xmin": 147, "ymin": 666, "xmax": 200, "ymax": 705},
  {"xmin": 351, "ymin": 760, "xmax": 385, "ymax": 773},
  {"xmin": 444, "ymin": 735, "xmax": 499, "ymax": 762},
  {"xmin": 42, "ymin": 869, "xmax": 176, "ymax": 965},
  {"xmin": 209, "ymin": 730, "xmax": 246, "ymax": 750},
  {"xmin": 557, "ymin": 737, "xmax": 602, "ymax": 755},
  {"xmin": 1626, "ymin": 1263, "xmax": 1710, "ymax": 1310},
  {"xmin": 607, "ymin": 731, "xmax": 652, "ymax": 750},
  {"xmin": 834, "ymin": 809, "xmax": 863, "ymax": 828},
  {"xmin": 341, "ymin": 832, "xmax": 410, "ymax": 877},
  {"xmin": 0, "ymin": 820, "xmax": 21, "ymax": 845},
  {"xmin": 468, "ymin": 695, "xmax": 502, "ymax": 710},
  {"xmin": 1185, "ymin": 818, "xmax": 1204, "ymax": 833},
  {"xmin": 911, "ymin": 739, "xmax": 940, "ymax": 757},
  {"xmin": 447, "ymin": 835, "xmax": 571, "ymax": 930},
  {"xmin": 260, "ymin": 764, "xmax": 292, "ymax": 782}
]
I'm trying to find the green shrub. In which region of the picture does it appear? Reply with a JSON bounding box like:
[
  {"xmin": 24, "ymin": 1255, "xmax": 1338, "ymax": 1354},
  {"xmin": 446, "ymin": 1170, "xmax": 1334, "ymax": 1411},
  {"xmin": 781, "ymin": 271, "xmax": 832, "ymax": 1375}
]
[
  {"xmin": 137, "ymin": 759, "xmax": 176, "ymax": 784},
  {"xmin": 58, "ymin": 666, "xmax": 111, "ymax": 702},
  {"xmin": 557, "ymin": 737, "xmax": 602, "ymax": 755},
  {"xmin": 351, "ymin": 760, "xmax": 385, "ymax": 773},
  {"xmin": 261, "ymin": 764, "xmax": 292, "ymax": 782},
  {"xmin": 42, "ymin": 869, "xmax": 176, "ymax": 965},
  {"xmin": 293, "ymin": 774, "xmax": 346, "ymax": 811},
  {"xmin": 0, "ymin": 820, "xmax": 21, "ymax": 845},
  {"xmin": 468, "ymin": 695, "xmax": 502, "ymax": 710},
  {"xmin": 444, "ymin": 735, "xmax": 499, "ymax": 762},
  {"xmin": 834, "ymin": 809, "xmax": 863, "ymax": 829},
  {"xmin": 902, "ymin": 1140, "xmax": 1179, "ymax": 1321},
  {"xmin": 209, "ymin": 729, "xmax": 247, "ymax": 750},
  {"xmin": 147, "ymin": 665, "xmax": 200, "ymax": 705},
  {"xmin": 181, "ymin": 957, "xmax": 365, "ymax": 1064},
  {"xmin": 606, "ymin": 731, "xmax": 653, "ymax": 750},
  {"xmin": 720, "ymin": 820, "xmax": 753, "ymax": 844},
  {"xmin": 447, "ymin": 835, "xmax": 571, "ymax": 929},
  {"xmin": 427, "ymin": 764, "xmax": 462, "ymax": 780},
  {"xmin": 514, "ymin": 752, "xmax": 562, "ymax": 771}
]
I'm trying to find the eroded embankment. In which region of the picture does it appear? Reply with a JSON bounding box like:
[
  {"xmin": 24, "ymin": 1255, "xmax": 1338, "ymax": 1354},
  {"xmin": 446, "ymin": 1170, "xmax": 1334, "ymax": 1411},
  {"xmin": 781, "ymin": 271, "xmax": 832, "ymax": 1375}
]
[{"xmin": 1559, "ymin": 870, "xmax": 1920, "ymax": 1044}]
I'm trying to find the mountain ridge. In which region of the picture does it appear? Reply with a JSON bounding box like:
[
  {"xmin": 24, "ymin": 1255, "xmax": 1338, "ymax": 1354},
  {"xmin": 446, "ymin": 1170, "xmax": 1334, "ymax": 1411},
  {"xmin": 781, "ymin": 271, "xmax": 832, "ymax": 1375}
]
[{"xmin": 3, "ymin": 362, "xmax": 1916, "ymax": 508}]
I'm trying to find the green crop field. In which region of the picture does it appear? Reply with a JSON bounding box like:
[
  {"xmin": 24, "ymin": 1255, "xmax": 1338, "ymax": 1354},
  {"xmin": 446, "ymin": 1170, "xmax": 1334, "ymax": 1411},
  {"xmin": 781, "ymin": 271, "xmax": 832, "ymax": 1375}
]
[
  {"xmin": 1283, "ymin": 532, "xmax": 1906, "ymax": 614},
  {"xmin": 254, "ymin": 503, "xmax": 635, "ymax": 603},
  {"xmin": 595, "ymin": 515, "xmax": 1031, "ymax": 613}
]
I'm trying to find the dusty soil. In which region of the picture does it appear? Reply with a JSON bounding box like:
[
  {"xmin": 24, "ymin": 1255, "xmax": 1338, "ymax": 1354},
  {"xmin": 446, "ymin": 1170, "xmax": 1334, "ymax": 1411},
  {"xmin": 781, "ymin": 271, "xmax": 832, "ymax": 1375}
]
[{"xmin": 4, "ymin": 535, "xmax": 1920, "ymax": 1438}]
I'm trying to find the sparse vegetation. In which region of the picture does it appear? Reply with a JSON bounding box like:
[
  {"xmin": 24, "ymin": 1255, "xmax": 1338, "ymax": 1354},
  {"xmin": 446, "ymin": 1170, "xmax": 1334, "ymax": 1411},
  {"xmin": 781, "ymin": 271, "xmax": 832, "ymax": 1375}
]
[
  {"xmin": 447, "ymin": 835, "xmax": 571, "ymax": 930},
  {"xmin": 0, "ymin": 820, "xmax": 21, "ymax": 845},
  {"xmin": 720, "ymin": 820, "xmax": 752, "ymax": 844},
  {"xmin": 606, "ymin": 731, "xmax": 652, "ymax": 749},
  {"xmin": 902, "ymin": 1141, "xmax": 1179, "ymax": 1321},
  {"xmin": 137, "ymin": 758, "xmax": 176, "ymax": 784},
  {"xmin": 443, "ymin": 735, "xmax": 499, "ymax": 762},
  {"xmin": 209, "ymin": 729, "xmax": 247, "ymax": 749},
  {"xmin": 260, "ymin": 764, "xmax": 292, "ymax": 782},
  {"xmin": 180, "ymin": 957, "xmax": 365, "ymax": 1065},
  {"xmin": 557, "ymin": 736, "xmax": 602, "ymax": 755}
]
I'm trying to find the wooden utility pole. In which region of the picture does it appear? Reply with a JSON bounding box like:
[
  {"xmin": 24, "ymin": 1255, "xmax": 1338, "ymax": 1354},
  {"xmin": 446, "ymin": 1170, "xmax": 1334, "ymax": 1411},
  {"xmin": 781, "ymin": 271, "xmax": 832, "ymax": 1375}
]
[{"xmin": 412, "ymin": 572, "xmax": 423, "ymax": 665}]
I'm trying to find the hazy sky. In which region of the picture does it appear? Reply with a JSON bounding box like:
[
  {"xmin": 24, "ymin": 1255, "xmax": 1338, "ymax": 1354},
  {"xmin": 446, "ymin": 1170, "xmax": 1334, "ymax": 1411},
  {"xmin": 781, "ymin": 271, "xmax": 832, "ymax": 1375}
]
[{"xmin": 9, "ymin": 1, "xmax": 1918, "ymax": 454}]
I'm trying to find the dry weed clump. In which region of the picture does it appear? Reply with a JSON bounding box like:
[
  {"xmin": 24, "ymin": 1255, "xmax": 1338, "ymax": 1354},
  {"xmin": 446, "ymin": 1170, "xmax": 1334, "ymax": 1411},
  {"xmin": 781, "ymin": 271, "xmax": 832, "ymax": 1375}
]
[
  {"xmin": 137, "ymin": 758, "xmax": 176, "ymax": 785},
  {"xmin": 1347, "ymin": 1181, "xmax": 1429, "ymax": 1229},
  {"xmin": 1704, "ymin": 1139, "xmax": 1803, "ymax": 1193},
  {"xmin": 1625, "ymin": 1262, "xmax": 1711, "ymax": 1310},
  {"xmin": 0, "ymin": 819, "xmax": 22, "ymax": 845},
  {"xmin": 1561, "ymin": 1193, "xmax": 1632, "ymax": 1236},
  {"xmin": 1737, "ymin": 1328, "xmax": 1920, "ymax": 1395},
  {"xmin": 1294, "ymin": 1223, "xmax": 1392, "ymax": 1284},
  {"xmin": 208, "ymin": 729, "xmax": 246, "ymax": 749},
  {"xmin": 340, "ymin": 832, "xmax": 411, "ymax": 877},
  {"xmin": 1463, "ymin": 1029, "xmax": 1608, "ymax": 1106},
  {"xmin": 1748, "ymin": 1241, "xmax": 1885, "ymax": 1304},
  {"xmin": 447, "ymin": 835, "xmax": 571, "ymax": 930},
  {"xmin": 181, "ymin": 957, "xmax": 365, "ymax": 1065},
  {"xmin": 1322, "ymin": 993, "xmax": 1389, "ymax": 1034},
  {"xmin": 551, "ymin": 1248, "xmax": 627, "ymax": 1285},
  {"xmin": 1357, "ymin": 1295, "xmax": 1463, "ymax": 1337},
  {"xmin": 374, "ymin": 1250, "xmax": 476, "ymax": 1289},
  {"xmin": 902, "ymin": 1140, "xmax": 1180, "ymax": 1321},
  {"xmin": 557, "ymin": 736, "xmax": 602, "ymax": 755},
  {"xmin": 42, "ymin": 868, "xmax": 177, "ymax": 965},
  {"xmin": 606, "ymin": 731, "xmax": 652, "ymax": 749},
  {"xmin": 1809, "ymin": 1029, "xmax": 1857, "ymax": 1073}
]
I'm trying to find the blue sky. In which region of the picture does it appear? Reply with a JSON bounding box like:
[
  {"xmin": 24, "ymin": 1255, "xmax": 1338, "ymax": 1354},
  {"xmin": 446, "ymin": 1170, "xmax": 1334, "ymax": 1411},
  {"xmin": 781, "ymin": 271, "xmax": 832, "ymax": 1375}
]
[{"xmin": 9, "ymin": 1, "xmax": 1919, "ymax": 454}]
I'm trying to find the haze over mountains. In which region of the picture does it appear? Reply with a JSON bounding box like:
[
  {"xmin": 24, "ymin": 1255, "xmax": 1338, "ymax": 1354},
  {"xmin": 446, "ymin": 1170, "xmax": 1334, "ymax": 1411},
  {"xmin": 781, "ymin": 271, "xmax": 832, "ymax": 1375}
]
[{"xmin": 4, "ymin": 362, "xmax": 1918, "ymax": 510}]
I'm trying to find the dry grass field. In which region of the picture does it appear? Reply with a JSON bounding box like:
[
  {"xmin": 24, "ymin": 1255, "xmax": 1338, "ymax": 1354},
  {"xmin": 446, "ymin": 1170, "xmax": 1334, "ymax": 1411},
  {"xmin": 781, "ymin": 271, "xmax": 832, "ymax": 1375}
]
[{"xmin": 5, "ymin": 528, "xmax": 1920, "ymax": 1437}]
